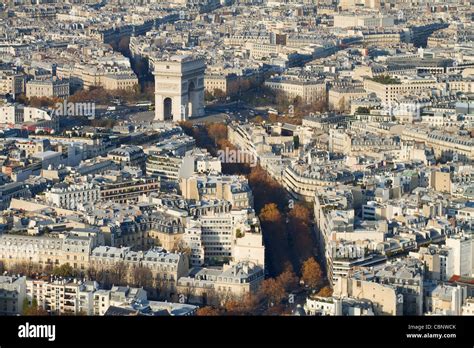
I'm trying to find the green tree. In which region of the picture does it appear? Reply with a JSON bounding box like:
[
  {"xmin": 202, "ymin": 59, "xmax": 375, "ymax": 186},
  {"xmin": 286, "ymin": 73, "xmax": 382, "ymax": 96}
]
[
  {"xmin": 356, "ymin": 106, "xmax": 370, "ymax": 114},
  {"xmin": 204, "ymin": 90, "xmax": 215, "ymax": 102},
  {"xmin": 23, "ymin": 298, "xmax": 48, "ymax": 316},
  {"xmin": 370, "ymin": 75, "xmax": 401, "ymax": 85},
  {"xmin": 235, "ymin": 229, "xmax": 244, "ymax": 238},
  {"xmin": 254, "ymin": 115, "xmax": 264, "ymax": 124},
  {"xmin": 53, "ymin": 263, "xmax": 74, "ymax": 277},
  {"xmin": 293, "ymin": 135, "xmax": 300, "ymax": 149},
  {"xmin": 22, "ymin": 298, "xmax": 29, "ymax": 314}
]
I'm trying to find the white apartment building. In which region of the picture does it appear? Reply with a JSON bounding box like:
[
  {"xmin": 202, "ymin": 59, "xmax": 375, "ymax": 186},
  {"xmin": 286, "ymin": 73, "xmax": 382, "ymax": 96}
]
[
  {"xmin": 45, "ymin": 183, "xmax": 101, "ymax": 210},
  {"xmin": 30, "ymin": 134, "xmax": 108, "ymax": 159},
  {"xmin": 446, "ymin": 234, "xmax": 474, "ymax": 277},
  {"xmin": 180, "ymin": 174, "xmax": 253, "ymax": 210},
  {"xmin": 183, "ymin": 223, "xmax": 205, "ymax": 267},
  {"xmin": 0, "ymin": 276, "xmax": 26, "ymax": 315},
  {"xmin": 93, "ymin": 286, "xmax": 147, "ymax": 316},
  {"xmin": 328, "ymin": 87, "xmax": 367, "ymax": 112},
  {"xmin": 304, "ymin": 296, "xmax": 375, "ymax": 316},
  {"xmin": 198, "ymin": 210, "xmax": 247, "ymax": 263},
  {"xmin": 227, "ymin": 123, "xmax": 259, "ymax": 160},
  {"xmin": 283, "ymin": 161, "xmax": 354, "ymax": 202},
  {"xmin": 204, "ymin": 73, "xmax": 245, "ymax": 96},
  {"xmin": 0, "ymin": 235, "xmax": 61, "ymax": 268},
  {"xmin": 0, "ymin": 234, "xmax": 92, "ymax": 271},
  {"xmin": 363, "ymin": 76, "xmax": 442, "ymax": 104},
  {"xmin": 195, "ymin": 156, "xmax": 222, "ymax": 174},
  {"xmin": 146, "ymin": 154, "xmax": 195, "ymax": 183},
  {"xmin": 183, "ymin": 209, "xmax": 264, "ymax": 267},
  {"xmin": 328, "ymin": 129, "xmax": 352, "ymax": 154},
  {"xmin": 0, "ymin": 105, "xmax": 52, "ymax": 125},
  {"xmin": 401, "ymin": 127, "xmax": 474, "ymax": 163},
  {"xmin": 335, "ymin": 276, "xmax": 402, "ymax": 315},
  {"xmin": 25, "ymin": 278, "xmax": 151, "ymax": 316},
  {"xmin": 107, "ymin": 145, "xmax": 146, "ymax": 171},
  {"xmin": 246, "ymin": 42, "xmax": 283, "ymax": 60},
  {"xmin": 333, "ymin": 14, "xmax": 395, "ymax": 28},
  {"xmin": 10, "ymin": 138, "xmax": 51, "ymax": 157},
  {"xmin": 26, "ymin": 278, "xmax": 98, "ymax": 315},
  {"xmin": 425, "ymin": 284, "xmax": 467, "ymax": 315},
  {"xmin": 462, "ymin": 298, "xmax": 474, "ymax": 316},
  {"xmin": 0, "ymin": 72, "xmax": 25, "ymax": 98},
  {"xmin": 304, "ymin": 296, "xmax": 343, "ymax": 316},
  {"xmin": 233, "ymin": 231, "xmax": 265, "ymax": 267},
  {"xmin": 439, "ymin": 248, "xmax": 455, "ymax": 281},
  {"xmin": 265, "ymin": 78, "xmax": 327, "ymax": 104},
  {"xmin": 410, "ymin": 245, "xmax": 454, "ymax": 281},
  {"xmin": 26, "ymin": 78, "xmax": 70, "ymax": 99},
  {"xmin": 101, "ymin": 73, "xmax": 138, "ymax": 90},
  {"xmin": 313, "ymin": 186, "xmax": 388, "ymax": 285},
  {"xmin": 177, "ymin": 261, "xmax": 264, "ymax": 305},
  {"xmin": 90, "ymin": 246, "xmax": 189, "ymax": 294},
  {"xmin": 364, "ymin": 76, "xmax": 474, "ymax": 105}
]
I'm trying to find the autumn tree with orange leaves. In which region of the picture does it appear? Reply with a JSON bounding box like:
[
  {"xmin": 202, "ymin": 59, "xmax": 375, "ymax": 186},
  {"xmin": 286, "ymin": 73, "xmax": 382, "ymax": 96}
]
[
  {"xmin": 196, "ymin": 307, "xmax": 221, "ymax": 316},
  {"xmin": 276, "ymin": 263, "xmax": 299, "ymax": 293},
  {"xmin": 259, "ymin": 203, "xmax": 282, "ymax": 223},
  {"xmin": 301, "ymin": 257, "xmax": 323, "ymax": 289},
  {"xmin": 317, "ymin": 286, "xmax": 333, "ymax": 297},
  {"xmin": 223, "ymin": 293, "xmax": 258, "ymax": 315},
  {"xmin": 259, "ymin": 278, "xmax": 286, "ymax": 306}
]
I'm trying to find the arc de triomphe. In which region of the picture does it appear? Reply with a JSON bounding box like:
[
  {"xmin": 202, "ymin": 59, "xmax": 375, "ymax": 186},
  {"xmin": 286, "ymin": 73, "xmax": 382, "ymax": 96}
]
[{"xmin": 153, "ymin": 55, "xmax": 206, "ymax": 122}]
